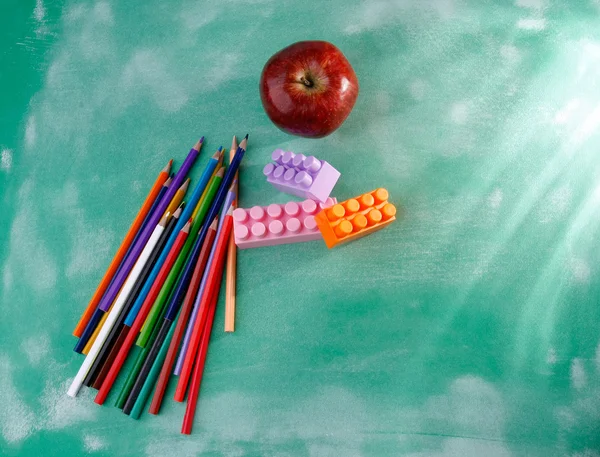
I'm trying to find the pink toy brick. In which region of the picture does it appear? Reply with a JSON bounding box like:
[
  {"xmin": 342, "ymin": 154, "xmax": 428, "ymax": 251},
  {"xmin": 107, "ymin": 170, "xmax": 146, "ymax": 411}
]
[
  {"xmin": 233, "ymin": 198, "xmax": 337, "ymax": 249},
  {"xmin": 263, "ymin": 149, "xmax": 340, "ymax": 203}
]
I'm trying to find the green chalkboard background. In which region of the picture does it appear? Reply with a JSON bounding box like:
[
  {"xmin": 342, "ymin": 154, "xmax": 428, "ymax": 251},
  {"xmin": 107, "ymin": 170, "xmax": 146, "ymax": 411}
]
[{"xmin": 1, "ymin": 0, "xmax": 600, "ymax": 455}]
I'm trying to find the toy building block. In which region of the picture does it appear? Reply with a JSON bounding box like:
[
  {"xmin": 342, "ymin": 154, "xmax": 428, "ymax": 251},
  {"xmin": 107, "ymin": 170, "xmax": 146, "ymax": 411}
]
[
  {"xmin": 263, "ymin": 149, "xmax": 340, "ymax": 203},
  {"xmin": 314, "ymin": 188, "xmax": 396, "ymax": 248},
  {"xmin": 233, "ymin": 198, "xmax": 337, "ymax": 249}
]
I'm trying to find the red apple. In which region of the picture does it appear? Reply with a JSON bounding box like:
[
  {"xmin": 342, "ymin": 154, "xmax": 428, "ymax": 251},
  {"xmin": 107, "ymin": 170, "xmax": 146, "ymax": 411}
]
[{"xmin": 260, "ymin": 41, "xmax": 359, "ymax": 138}]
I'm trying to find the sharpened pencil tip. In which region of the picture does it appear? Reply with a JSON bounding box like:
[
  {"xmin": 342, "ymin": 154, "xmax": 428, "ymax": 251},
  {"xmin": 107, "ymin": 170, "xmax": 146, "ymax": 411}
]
[
  {"xmin": 183, "ymin": 219, "xmax": 192, "ymax": 232},
  {"xmin": 163, "ymin": 159, "xmax": 173, "ymax": 174},
  {"xmin": 159, "ymin": 211, "xmax": 170, "ymax": 226},
  {"xmin": 179, "ymin": 178, "xmax": 191, "ymax": 193},
  {"xmin": 173, "ymin": 205, "xmax": 184, "ymax": 218},
  {"xmin": 200, "ymin": 136, "xmax": 205, "ymax": 143},
  {"xmin": 226, "ymin": 205, "xmax": 234, "ymax": 215},
  {"xmin": 218, "ymin": 146, "xmax": 222, "ymax": 151},
  {"xmin": 209, "ymin": 218, "xmax": 218, "ymax": 230},
  {"xmin": 244, "ymin": 134, "xmax": 248, "ymax": 140},
  {"xmin": 164, "ymin": 176, "xmax": 172, "ymax": 187},
  {"xmin": 231, "ymin": 135, "xmax": 238, "ymax": 152},
  {"xmin": 216, "ymin": 166, "xmax": 225, "ymax": 177}
]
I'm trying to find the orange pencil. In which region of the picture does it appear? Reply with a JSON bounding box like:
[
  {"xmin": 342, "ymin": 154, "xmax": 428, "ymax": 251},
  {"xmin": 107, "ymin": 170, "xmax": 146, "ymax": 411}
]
[{"xmin": 73, "ymin": 160, "xmax": 171, "ymax": 337}]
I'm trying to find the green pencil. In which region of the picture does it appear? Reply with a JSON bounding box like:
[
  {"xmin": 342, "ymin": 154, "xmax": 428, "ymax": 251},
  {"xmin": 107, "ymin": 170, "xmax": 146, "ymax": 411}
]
[
  {"xmin": 137, "ymin": 167, "xmax": 225, "ymax": 347},
  {"xmin": 130, "ymin": 308, "xmax": 179, "ymax": 419},
  {"xmin": 115, "ymin": 304, "xmax": 168, "ymax": 409}
]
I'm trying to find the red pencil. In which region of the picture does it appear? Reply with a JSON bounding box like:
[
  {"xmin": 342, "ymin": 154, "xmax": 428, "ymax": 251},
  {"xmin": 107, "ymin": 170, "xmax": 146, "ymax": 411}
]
[
  {"xmin": 174, "ymin": 209, "xmax": 233, "ymax": 402},
  {"xmin": 181, "ymin": 285, "xmax": 220, "ymax": 434},
  {"xmin": 148, "ymin": 220, "xmax": 218, "ymax": 415},
  {"xmin": 94, "ymin": 219, "xmax": 191, "ymax": 405}
]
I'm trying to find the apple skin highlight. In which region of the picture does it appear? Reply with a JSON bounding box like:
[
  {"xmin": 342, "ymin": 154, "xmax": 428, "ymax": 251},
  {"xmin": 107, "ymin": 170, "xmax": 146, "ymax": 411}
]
[{"xmin": 260, "ymin": 41, "xmax": 359, "ymax": 139}]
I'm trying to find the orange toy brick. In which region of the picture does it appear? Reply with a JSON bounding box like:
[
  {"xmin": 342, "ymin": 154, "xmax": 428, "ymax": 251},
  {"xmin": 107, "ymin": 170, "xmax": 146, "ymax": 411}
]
[{"xmin": 314, "ymin": 188, "xmax": 396, "ymax": 248}]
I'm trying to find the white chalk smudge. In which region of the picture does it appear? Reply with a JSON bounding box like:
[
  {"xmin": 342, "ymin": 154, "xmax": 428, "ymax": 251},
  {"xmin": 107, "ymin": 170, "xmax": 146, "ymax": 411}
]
[
  {"xmin": 450, "ymin": 101, "xmax": 469, "ymax": 125},
  {"xmin": 553, "ymin": 99, "xmax": 581, "ymax": 125},
  {"xmin": 34, "ymin": 0, "xmax": 46, "ymax": 22},
  {"xmin": 25, "ymin": 115, "xmax": 36, "ymax": 148},
  {"xmin": 121, "ymin": 49, "xmax": 189, "ymax": 112},
  {"xmin": 517, "ymin": 18, "xmax": 546, "ymax": 31},
  {"xmin": 538, "ymin": 185, "xmax": 572, "ymax": 223},
  {"xmin": 92, "ymin": 1, "xmax": 114, "ymax": 24},
  {"xmin": 21, "ymin": 334, "xmax": 50, "ymax": 366},
  {"xmin": 132, "ymin": 180, "xmax": 142, "ymax": 193},
  {"xmin": 488, "ymin": 188, "xmax": 503, "ymax": 209},
  {"xmin": 40, "ymin": 378, "xmax": 97, "ymax": 430},
  {"xmin": 570, "ymin": 257, "xmax": 591, "ymax": 284},
  {"xmin": 406, "ymin": 438, "xmax": 512, "ymax": 457},
  {"xmin": 8, "ymin": 208, "xmax": 58, "ymax": 292},
  {"xmin": 516, "ymin": 0, "xmax": 546, "ymax": 9},
  {"xmin": 83, "ymin": 434, "xmax": 106, "ymax": 452},
  {"xmin": 546, "ymin": 347, "xmax": 557, "ymax": 364},
  {"xmin": 570, "ymin": 358, "xmax": 587, "ymax": 390},
  {"xmin": 0, "ymin": 356, "xmax": 35, "ymax": 443},
  {"xmin": 500, "ymin": 45, "xmax": 522, "ymax": 65},
  {"xmin": 409, "ymin": 80, "xmax": 427, "ymax": 100},
  {"xmin": 1, "ymin": 148, "xmax": 12, "ymax": 171}
]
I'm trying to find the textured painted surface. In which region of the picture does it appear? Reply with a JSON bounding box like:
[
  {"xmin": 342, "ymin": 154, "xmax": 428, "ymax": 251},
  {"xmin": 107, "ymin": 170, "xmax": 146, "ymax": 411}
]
[{"xmin": 1, "ymin": 0, "xmax": 600, "ymax": 456}]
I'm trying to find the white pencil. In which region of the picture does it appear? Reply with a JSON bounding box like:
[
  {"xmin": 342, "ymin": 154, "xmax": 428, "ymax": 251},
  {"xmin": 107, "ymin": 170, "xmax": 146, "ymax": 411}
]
[{"xmin": 67, "ymin": 213, "xmax": 169, "ymax": 397}]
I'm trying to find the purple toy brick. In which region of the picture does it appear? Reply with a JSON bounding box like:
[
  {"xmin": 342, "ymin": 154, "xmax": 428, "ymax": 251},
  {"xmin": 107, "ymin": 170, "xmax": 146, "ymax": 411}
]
[
  {"xmin": 233, "ymin": 198, "xmax": 337, "ymax": 249},
  {"xmin": 262, "ymin": 149, "xmax": 340, "ymax": 203}
]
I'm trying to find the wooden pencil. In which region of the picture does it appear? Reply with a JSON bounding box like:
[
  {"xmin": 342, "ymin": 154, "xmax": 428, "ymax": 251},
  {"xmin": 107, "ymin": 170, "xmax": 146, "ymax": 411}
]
[
  {"xmin": 94, "ymin": 140, "xmax": 201, "ymax": 317},
  {"xmin": 94, "ymin": 220, "xmax": 191, "ymax": 404},
  {"xmin": 72, "ymin": 160, "xmax": 171, "ymax": 337},
  {"xmin": 174, "ymin": 182, "xmax": 236, "ymax": 375},
  {"xmin": 149, "ymin": 220, "xmax": 218, "ymax": 414},
  {"xmin": 136, "ymin": 168, "xmax": 225, "ymax": 347},
  {"xmin": 225, "ymin": 135, "xmax": 242, "ymax": 332},
  {"xmin": 74, "ymin": 177, "xmax": 189, "ymax": 354},
  {"xmin": 174, "ymin": 208, "xmax": 233, "ymax": 402},
  {"xmin": 181, "ymin": 285, "xmax": 219, "ymax": 434},
  {"xmin": 181, "ymin": 210, "xmax": 233, "ymax": 432},
  {"xmin": 86, "ymin": 205, "xmax": 183, "ymax": 388},
  {"xmin": 122, "ymin": 147, "xmax": 219, "ymax": 332},
  {"xmin": 67, "ymin": 212, "xmax": 171, "ymax": 397}
]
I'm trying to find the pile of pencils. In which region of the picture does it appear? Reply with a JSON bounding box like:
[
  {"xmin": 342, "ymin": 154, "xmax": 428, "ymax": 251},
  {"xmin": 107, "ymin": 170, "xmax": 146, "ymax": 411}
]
[{"xmin": 67, "ymin": 135, "xmax": 247, "ymax": 434}]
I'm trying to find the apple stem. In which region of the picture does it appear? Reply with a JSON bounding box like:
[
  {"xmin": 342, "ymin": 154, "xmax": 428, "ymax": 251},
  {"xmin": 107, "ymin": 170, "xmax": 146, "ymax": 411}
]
[{"xmin": 300, "ymin": 76, "xmax": 313, "ymax": 88}]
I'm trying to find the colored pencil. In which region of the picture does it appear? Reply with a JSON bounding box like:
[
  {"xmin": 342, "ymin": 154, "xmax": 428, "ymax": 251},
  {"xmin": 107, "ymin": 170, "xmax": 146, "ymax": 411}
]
[
  {"xmin": 174, "ymin": 167, "xmax": 239, "ymax": 374},
  {"xmin": 127, "ymin": 218, "xmax": 218, "ymax": 412},
  {"xmin": 73, "ymin": 160, "xmax": 171, "ymax": 337},
  {"xmin": 67, "ymin": 212, "xmax": 170, "ymax": 397},
  {"xmin": 123, "ymin": 148, "xmax": 219, "ymax": 329},
  {"xmin": 182, "ymin": 284, "xmax": 220, "ymax": 434},
  {"xmin": 95, "ymin": 140, "xmax": 201, "ymax": 315},
  {"xmin": 119, "ymin": 303, "xmax": 168, "ymax": 411},
  {"xmin": 136, "ymin": 167, "xmax": 225, "ymax": 347},
  {"xmin": 175, "ymin": 208, "xmax": 233, "ymax": 401},
  {"xmin": 192, "ymin": 147, "xmax": 223, "ymax": 221},
  {"xmin": 130, "ymin": 309, "xmax": 178, "ymax": 419},
  {"xmin": 225, "ymin": 135, "xmax": 241, "ymax": 332},
  {"xmin": 164, "ymin": 178, "xmax": 190, "ymax": 217},
  {"xmin": 149, "ymin": 219, "xmax": 218, "ymax": 414},
  {"xmin": 85, "ymin": 205, "xmax": 183, "ymax": 388},
  {"xmin": 73, "ymin": 178, "xmax": 190, "ymax": 354},
  {"xmin": 94, "ymin": 221, "xmax": 191, "ymax": 404}
]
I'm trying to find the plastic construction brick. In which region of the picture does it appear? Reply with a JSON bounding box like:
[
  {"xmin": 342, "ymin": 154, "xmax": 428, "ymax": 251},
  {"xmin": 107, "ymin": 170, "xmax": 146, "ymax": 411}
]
[
  {"xmin": 262, "ymin": 149, "xmax": 340, "ymax": 203},
  {"xmin": 233, "ymin": 198, "xmax": 337, "ymax": 249},
  {"xmin": 314, "ymin": 188, "xmax": 396, "ymax": 248}
]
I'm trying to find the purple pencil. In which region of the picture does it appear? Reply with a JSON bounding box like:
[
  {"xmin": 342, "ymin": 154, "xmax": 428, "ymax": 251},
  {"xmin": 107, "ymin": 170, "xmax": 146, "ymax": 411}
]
[
  {"xmin": 97, "ymin": 139, "xmax": 203, "ymax": 313},
  {"xmin": 174, "ymin": 184, "xmax": 236, "ymax": 374}
]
